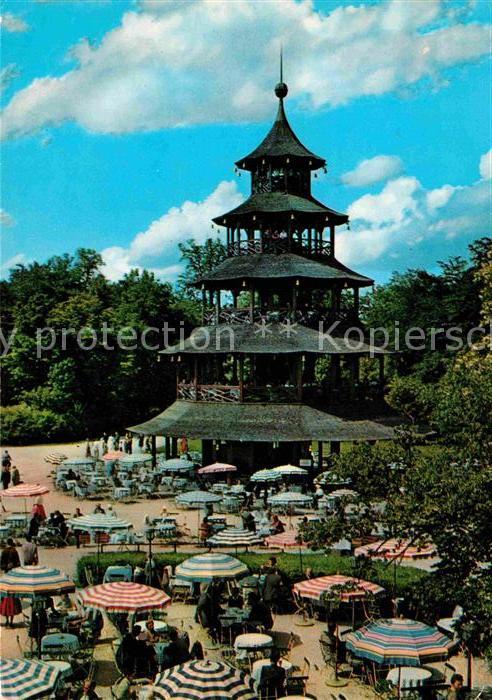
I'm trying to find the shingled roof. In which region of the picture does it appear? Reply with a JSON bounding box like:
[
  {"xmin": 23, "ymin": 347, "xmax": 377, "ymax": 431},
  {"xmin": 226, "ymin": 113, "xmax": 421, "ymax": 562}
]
[
  {"xmin": 213, "ymin": 192, "xmax": 347, "ymax": 225},
  {"xmin": 197, "ymin": 253, "xmax": 373, "ymax": 287},
  {"xmin": 160, "ymin": 322, "xmax": 388, "ymax": 356},
  {"xmin": 235, "ymin": 96, "xmax": 325, "ymax": 171},
  {"xmin": 129, "ymin": 401, "xmax": 394, "ymax": 442}
]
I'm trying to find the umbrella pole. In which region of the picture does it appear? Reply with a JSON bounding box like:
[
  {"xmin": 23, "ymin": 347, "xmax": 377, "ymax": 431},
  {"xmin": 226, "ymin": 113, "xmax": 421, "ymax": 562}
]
[
  {"xmin": 397, "ymin": 665, "xmax": 401, "ymax": 699},
  {"xmin": 298, "ymin": 544, "xmax": 303, "ymax": 574}
]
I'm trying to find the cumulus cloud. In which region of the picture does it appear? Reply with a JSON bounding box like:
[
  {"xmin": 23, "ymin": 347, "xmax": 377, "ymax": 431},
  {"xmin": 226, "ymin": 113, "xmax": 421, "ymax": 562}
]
[
  {"xmin": 0, "ymin": 253, "xmax": 27, "ymax": 278},
  {"xmin": 0, "ymin": 12, "xmax": 29, "ymax": 33},
  {"xmin": 0, "ymin": 209, "xmax": 15, "ymax": 227},
  {"xmin": 101, "ymin": 180, "xmax": 244, "ymax": 281},
  {"xmin": 479, "ymin": 149, "xmax": 492, "ymax": 180},
  {"xmin": 336, "ymin": 153, "xmax": 490, "ymax": 268},
  {"xmin": 1, "ymin": 0, "xmax": 490, "ymax": 139},
  {"xmin": 341, "ymin": 155, "xmax": 403, "ymax": 187}
]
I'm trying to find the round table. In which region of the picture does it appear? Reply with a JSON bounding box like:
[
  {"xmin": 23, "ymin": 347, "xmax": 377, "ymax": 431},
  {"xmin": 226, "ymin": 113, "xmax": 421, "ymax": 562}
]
[
  {"xmin": 151, "ymin": 620, "xmax": 169, "ymax": 634},
  {"xmin": 0, "ymin": 525, "xmax": 11, "ymax": 537},
  {"xmin": 386, "ymin": 667, "xmax": 432, "ymax": 689},
  {"xmin": 43, "ymin": 660, "xmax": 72, "ymax": 680},
  {"xmin": 114, "ymin": 487, "xmax": 131, "ymax": 499},
  {"xmin": 234, "ymin": 633, "xmax": 273, "ymax": 650},
  {"xmin": 41, "ymin": 633, "xmax": 80, "ymax": 653},
  {"xmin": 4, "ymin": 514, "xmax": 28, "ymax": 526}
]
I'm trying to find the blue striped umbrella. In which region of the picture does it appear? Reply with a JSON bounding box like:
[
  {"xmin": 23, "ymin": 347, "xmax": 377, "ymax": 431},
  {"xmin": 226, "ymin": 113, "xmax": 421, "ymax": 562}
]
[
  {"xmin": 158, "ymin": 458, "xmax": 195, "ymax": 473},
  {"xmin": 250, "ymin": 469, "xmax": 282, "ymax": 483},
  {"xmin": 67, "ymin": 514, "xmax": 132, "ymax": 532},
  {"xmin": 61, "ymin": 458, "xmax": 95, "ymax": 467},
  {"xmin": 176, "ymin": 491, "xmax": 222, "ymax": 507},
  {"xmin": 0, "ymin": 565, "xmax": 75, "ymax": 598},
  {"xmin": 0, "ymin": 658, "xmax": 60, "ymax": 700},
  {"xmin": 268, "ymin": 491, "xmax": 312, "ymax": 506},
  {"xmin": 207, "ymin": 528, "xmax": 263, "ymax": 548},
  {"xmin": 118, "ymin": 454, "xmax": 153, "ymax": 466},
  {"xmin": 175, "ymin": 553, "xmax": 248, "ymax": 582},
  {"xmin": 153, "ymin": 659, "xmax": 255, "ymax": 700},
  {"xmin": 345, "ymin": 618, "xmax": 456, "ymax": 666}
]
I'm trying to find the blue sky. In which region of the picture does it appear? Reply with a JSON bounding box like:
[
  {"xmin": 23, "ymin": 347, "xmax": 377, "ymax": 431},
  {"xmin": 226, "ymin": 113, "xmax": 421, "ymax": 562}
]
[{"xmin": 1, "ymin": 0, "xmax": 491, "ymax": 284}]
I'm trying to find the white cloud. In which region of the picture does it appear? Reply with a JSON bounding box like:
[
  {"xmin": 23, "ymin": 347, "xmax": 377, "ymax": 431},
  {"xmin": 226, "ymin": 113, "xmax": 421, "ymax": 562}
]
[
  {"xmin": 337, "ymin": 153, "xmax": 490, "ymax": 267},
  {"xmin": 479, "ymin": 149, "xmax": 492, "ymax": 180},
  {"xmin": 0, "ymin": 253, "xmax": 27, "ymax": 278},
  {"xmin": 0, "ymin": 12, "xmax": 29, "ymax": 33},
  {"xmin": 0, "ymin": 209, "xmax": 15, "ymax": 227},
  {"xmin": 341, "ymin": 155, "xmax": 403, "ymax": 187},
  {"xmin": 1, "ymin": 0, "xmax": 490, "ymax": 139},
  {"xmin": 101, "ymin": 180, "xmax": 244, "ymax": 281}
]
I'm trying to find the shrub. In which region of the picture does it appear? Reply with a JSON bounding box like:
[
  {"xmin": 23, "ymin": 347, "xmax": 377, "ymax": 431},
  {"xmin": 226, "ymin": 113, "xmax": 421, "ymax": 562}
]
[{"xmin": 0, "ymin": 404, "xmax": 76, "ymax": 445}]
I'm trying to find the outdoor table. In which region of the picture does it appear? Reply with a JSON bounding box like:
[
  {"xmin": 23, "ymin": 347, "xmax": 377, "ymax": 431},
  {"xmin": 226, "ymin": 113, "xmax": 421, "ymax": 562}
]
[
  {"xmin": 234, "ymin": 633, "xmax": 273, "ymax": 650},
  {"xmin": 42, "ymin": 660, "xmax": 72, "ymax": 680},
  {"xmin": 150, "ymin": 620, "xmax": 169, "ymax": 634},
  {"xmin": 114, "ymin": 487, "xmax": 131, "ymax": 499},
  {"xmin": 41, "ymin": 633, "xmax": 80, "ymax": 654},
  {"xmin": 0, "ymin": 525, "xmax": 11, "ymax": 538},
  {"xmin": 156, "ymin": 524, "xmax": 176, "ymax": 538},
  {"xmin": 251, "ymin": 658, "xmax": 292, "ymax": 687},
  {"xmin": 386, "ymin": 667, "xmax": 432, "ymax": 689},
  {"xmin": 4, "ymin": 514, "xmax": 29, "ymax": 527},
  {"xmin": 208, "ymin": 516, "xmax": 227, "ymax": 524},
  {"xmin": 437, "ymin": 617, "xmax": 459, "ymax": 637},
  {"xmin": 90, "ymin": 476, "xmax": 108, "ymax": 487}
]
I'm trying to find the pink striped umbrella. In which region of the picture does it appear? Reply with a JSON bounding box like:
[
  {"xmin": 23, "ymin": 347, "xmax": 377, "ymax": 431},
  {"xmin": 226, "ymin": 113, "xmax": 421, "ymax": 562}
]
[
  {"xmin": 265, "ymin": 531, "xmax": 307, "ymax": 549},
  {"xmin": 293, "ymin": 575, "xmax": 385, "ymax": 602},
  {"xmin": 198, "ymin": 462, "xmax": 237, "ymax": 475},
  {"xmin": 1, "ymin": 483, "xmax": 49, "ymax": 498},
  {"xmin": 78, "ymin": 582, "xmax": 171, "ymax": 613},
  {"xmin": 354, "ymin": 539, "xmax": 436, "ymax": 560},
  {"xmin": 102, "ymin": 451, "xmax": 126, "ymax": 461}
]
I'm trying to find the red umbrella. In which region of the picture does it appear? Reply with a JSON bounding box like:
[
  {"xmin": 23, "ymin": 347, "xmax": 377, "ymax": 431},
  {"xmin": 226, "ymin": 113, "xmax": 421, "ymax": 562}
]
[
  {"xmin": 293, "ymin": 575, "xmax": 384, "ymax": 602},
  {"xmin": 78, "ymin": 582, "xmax": 170, "ymax": 613},
  {"xmin": 197, "ymin": 462, "xmax": 237, "ymax": 475},
  {"xmin": 1, "ymin": 484, "xmax": 49, "ymax": 498}
]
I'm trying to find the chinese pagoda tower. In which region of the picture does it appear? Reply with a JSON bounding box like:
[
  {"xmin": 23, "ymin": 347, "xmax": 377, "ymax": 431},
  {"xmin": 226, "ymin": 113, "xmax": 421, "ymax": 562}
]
[{"xmin": 131, "ymin": 73, "xmax": 393, "ymax": 471}]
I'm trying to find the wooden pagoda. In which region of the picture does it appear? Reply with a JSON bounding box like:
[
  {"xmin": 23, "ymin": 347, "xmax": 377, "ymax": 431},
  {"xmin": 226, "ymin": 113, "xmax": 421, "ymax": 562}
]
[{"xmin": 130, "ymin": 77, "xmax": 393, "ymax": 470}]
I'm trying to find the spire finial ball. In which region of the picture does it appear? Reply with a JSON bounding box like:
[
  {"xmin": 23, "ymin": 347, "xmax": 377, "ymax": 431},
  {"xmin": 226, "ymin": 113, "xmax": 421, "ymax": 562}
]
[{"xmin": 275, "ymin": 82, "xmax": 288, "ymax": 99}]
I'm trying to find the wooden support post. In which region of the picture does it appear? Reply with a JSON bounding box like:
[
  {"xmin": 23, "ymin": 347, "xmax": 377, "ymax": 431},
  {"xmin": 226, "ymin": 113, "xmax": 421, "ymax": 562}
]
[
  {"xmin": 330, "ymin": 224, "xmax": 335, "ymax": 256},
  {"xmin": 330, "ymin": 441, "xmax": 340, "ymax": 455},
  {"xmin": 165, "ymin": 437, "xmax": 170, "ymax": 460},
  {"xmin": 317, "ymin": 440, "xmax": 323, "ymax": 469},
  {"xmin": 296, "ymin": 355, "xmax": 303, "ymax": 401},
  {"xmin": 171, "ymin": 437, "xmax": 178, "ymax": 458},
  {"xmin": 151, "ymin": 436, "xmax": 157, "ymax": 469},
  {"xmin": 353, "ymin": 287, "xmax": 359, "ymax": 318},
  {"xmin": 239, "ymin": 356, "xmax": 244, "ymax": 402}
]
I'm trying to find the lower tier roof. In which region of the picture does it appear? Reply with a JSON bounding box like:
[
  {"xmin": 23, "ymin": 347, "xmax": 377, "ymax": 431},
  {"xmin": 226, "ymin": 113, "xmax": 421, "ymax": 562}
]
[
  {"xmin": 128, "ymin": 401, "xmax": 394, "ymax": 442},
  {"xmin": 196, "ymin": 253, "xmax": 373, "ymax": 288}
]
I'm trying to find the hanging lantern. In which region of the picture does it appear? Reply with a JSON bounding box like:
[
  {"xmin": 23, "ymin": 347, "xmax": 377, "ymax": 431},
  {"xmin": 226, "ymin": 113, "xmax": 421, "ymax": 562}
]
[
  {"xmin": 314, "ymin": 173, "xmax": 318, "ymax": 178},
  {"xmin": 291, "ymin": 213, "xmax": 295, "ymax": 220},
  {"xmin": 253, "ymin": 215, "xmax": 256, "ymax": 221},
  {"xmin": 223, "ymin": 219, "xmax": 227, "ymax": 224},
  {"xmin": 242, "ymin": 162, "xmax": 246, "ymax": 168},
  {"xmin": 323, "ymin": 166, "xmax": 327, "ymax": 174},
  {"xmin": 309, "ymin": 160, "xmax": 312, "ymax": 166},
  {"xmin": 286, "ymin": 157, "xmax": 290, "ymax": 164},
  {"xmin": 177, "ymin": 355, "xmax": 181, "ymax": 362},
  {"xmin": 295, "ymin": 279, "xmax": 300, "ymax": 286},
  {"xmin": 242, "ymin": 280, "xmax": 247, "ymax": 288}
]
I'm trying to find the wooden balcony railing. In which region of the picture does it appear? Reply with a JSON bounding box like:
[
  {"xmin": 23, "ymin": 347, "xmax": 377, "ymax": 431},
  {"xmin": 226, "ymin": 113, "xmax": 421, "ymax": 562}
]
[
  {"xmin": 176, "ymin": 383, "xmax": 300, "ymax": 403},
  {"xmin": 227, "ymin": 237, "xmax": 331, "ymax": 258}
]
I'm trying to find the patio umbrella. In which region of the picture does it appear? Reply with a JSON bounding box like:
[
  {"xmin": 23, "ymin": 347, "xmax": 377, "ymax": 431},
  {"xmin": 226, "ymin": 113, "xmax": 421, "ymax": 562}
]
[
  {"xmin": 158, "ymin": 458, "xmax": 195, "ymax": 473},
  {"xmin": 354, "ymin": 539, "xmax": 436, "ymax": 560},
  {"xmin": 293, "ymin": 575, "xmax": 384, "ymax": 603},
  {"xmin": 250, "ymin": 469, "xmax": 282, "ymax": 483},
  {"xmin": 329, "ymin": 489, "xmax": 358, "ymax": 499},
  {"xmin": 0, "ymin": 565, "xmax": 75, "ymax": 598},
  {"xmin": 44, "ymin": 452, "xmax": 67, "ymax": 465},
  {"xmin": 66, "ymin": 514, "xmax": 133, "ymax": 533},
  {"xmin": 176, "ymin": 491, "xmax": 222, "ymax": 507},
  {"xmin": 118, "ymin": 454, "xmax": 153, "ymax": 466},
  {"xmin": 78, "ymin": 581, "xmax": 170, "ymax": 613},
  {"xmin": 152, "ymin": 659, "xmax": 256, "ymax": 700},
  {"xmin": 175, "ymin": 553, "xmax": 248, "ymax": 582},
  {"xmin": 265, "ymin": 531, "xmax": 307, "ymax": 549},
  {"xmin": 315, "ymin": 471, "xmax": 351, "ymax": 487},
  {"xmin": 268, "ymin": 492, "xmax": 312, "ymax": 506},
  {"xmin": 1, "ymin": 484, "xmax": 49, "ymax": 498},
  {"xmin": 62, "ymin": 458, "xmax": 96, "ymax": 467},
  {"xmin": 272, "ymin": 465, "xmax": 308, "ymax": 477},
  {"xmin": 207, "ymin": 528, "xmax": 263, "ymax": 548},
  {"xmin": 198, "ymin": 463, "xmax": 237, "ymax": 475},
  {"xmin": 0, "ymin": 657, "xmax": 61, "ymax": 700},
  {"xmin": 345, "ymin": 618, "xmax": 456, "ymax": 666},
  {"xmin": 102, "ymin": 450, "xmax": 125, "ymax": 461}
]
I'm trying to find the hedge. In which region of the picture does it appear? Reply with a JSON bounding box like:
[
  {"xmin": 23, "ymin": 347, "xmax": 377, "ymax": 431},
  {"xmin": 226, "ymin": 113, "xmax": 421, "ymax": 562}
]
[
  {"xmin": 75, "ymin": 550, "xmax": 427, "ymax": 601},
  {"xmin": 0, "ymin": 404, "xmax": 76, "ymax": 445}
]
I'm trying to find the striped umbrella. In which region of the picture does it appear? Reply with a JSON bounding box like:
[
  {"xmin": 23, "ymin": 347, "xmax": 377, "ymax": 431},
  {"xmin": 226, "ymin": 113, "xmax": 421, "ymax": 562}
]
[
  {"xmin": 293, "ymin": 575, "xmax": 384, "ymax": 602},
  {"xmin": 67, "ymin": 514, "xmax": 133, "ymax": 533},
  {"xmin": 153, "ymin": 659, "xmax": 256, "ymax": 700},
  {"xmin": 78, "ymin": 582, "xmax": 170, "ymax": 613},
  {"xmin": 345, "ymin": 618, "xmax": 456, "ymax": 666},
  {"xmin": 176, "ymin": 491, "xmax": 222, "ymax": 507},
  {"xmin": 0, "ymin": 565, "xmax": 75, "ymax": 598},
  {"xmin": 265, "ymin": 531, "xmax": 307, "ymax": 549},
  {"xmin": 62, "ymin": 458, "xmax": 96, "ymax": 467},
  {"xmin": 268, "ymin": 492, "xmax": 312, "ymax": 506},
  {"xmin": 0, "ymin": 658, "xmax": 60, "ymax": 700},
  {"xmin": 118, "ymin": 454, "xmax": 153, "ymax": 466},
  {"xmin": 315, "ymin": 471, "xmax": 351, "ymax": 487},
  {"xmin": 250, "ymin": 469, "xmax": 282, "ymax": 483},
  {"xmin": 330, "ymin": 489, "xmax": 358, "ymax": 499},
  {"xmin": 208, "ymin": 528, "xmax": 263, "ymax": 548},
  {"xmin": 44, "ymin": 452, "xmax": 67, "ymax": 465},
  {"xmin": 158, "ymin": 458, "xmax": 195, "ymax": 473},
  {"xmin": 354, "ymin": 539, "xmax": 436, "ymax": 560},
  {"xmin": 102, "ymin": 450, "xmax": 125, "ymax": 461},
  {"xmin": 1, "ymin": 484, "xmax": 49, "ymax": 498},
  {"xmin": 272, "ymin": 465, "xmax": 308, "ymax": 477},
  {"xmin": 175, "ymin": 553, "xmax": 248, "ymax": 582},
  {"xmin": 198, "ymin": 463, "xmax": 237, "ymax": 475}
]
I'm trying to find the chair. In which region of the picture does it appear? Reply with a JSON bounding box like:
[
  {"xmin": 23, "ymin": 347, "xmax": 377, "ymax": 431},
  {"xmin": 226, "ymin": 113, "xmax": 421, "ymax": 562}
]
[
  {"xmin": 170, "ymin": 578, "xmax": 193, "ymax": 603},
  {"xmin": 286, "ymin": 656, "xmax": 310, "ymax": 695},
  {"xmin": 104, "ymin": 565, "xmax": 132, "ymax": 583},
  {"xmin": 273, "ymin": 631, "xmax": 295, "ymax": 656}
]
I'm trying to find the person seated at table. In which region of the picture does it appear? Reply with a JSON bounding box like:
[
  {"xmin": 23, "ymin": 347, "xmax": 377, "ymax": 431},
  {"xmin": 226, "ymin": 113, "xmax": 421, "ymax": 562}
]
[
  {"xmin": 270, "ymin": 514, "xmax": 285, "ymax": 534},
  {"xmin": 66, "ymin": 468, "xmax": 78, "ymax": 482},
  {"xmin": 246, "ymin": 592, "xmax": 273, "ymax": 631},
  {"xmin": 258, "ymin": 648, "xmax": 286, "ymax": 699},
  {"xmin": 189, "ymin": 640, "xmax": 204, "ymax": 660},
  {"xmin": 1, "ymin": 538, "xmax": 20, "ymax": 572},
  {"xmin": 138, "ymin": 619, "xmax": 158, "ymax": 644},
  {"xmin": 93, "ymin": 504, "xmax": 105, "ymax": 514},
  {"xmin": 32, "ymin": 497, "xmax": 47, "ymax": 521},
  {"xmin": 241, "ymin": 509, "xmax": 256, "ymax": 532},
  {"xmin": 50, "ymin": 510, "xmax": 68, "ymax": 540},
  {"xmin": 228, "ymin": 588, "xmax": 243, "ymax": 609},
  {"xmin": 22, "ymin": 535, "xmax": 39, "ymax": 566},
  {"xmin": 261, "ymin": 557, "xmax": 277, "ymax": 574},
  {"xmin": 73, "ymin": 507, "xmax": 84, "ymax": 518},
  {"xmin": 447, "ymin": 673, "xmax": 465, "ymax": 699},
  {"xmin": 117, "ymin": 625, "xmax": 145, "ymax": 676},
  {"xmin": 73, "ymin": 679, "xmax": 99, "ymax": 700},
  {"xmin": 198, "ymin": 517, "xmax": 211, "ymax": 545},
  {"xmin": 161, "ymin": 627, "xmax": 189, "ymax": 669}
]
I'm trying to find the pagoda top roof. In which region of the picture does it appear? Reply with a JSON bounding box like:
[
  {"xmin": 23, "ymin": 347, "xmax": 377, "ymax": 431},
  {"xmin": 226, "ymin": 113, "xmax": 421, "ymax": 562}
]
[
  {"xmin": 196, "ymin": 253, "xmax": 373, "ymax": 288},
  {"xmin": 129, "ymin": 401, "xmax": 394, "ymax": 442},
  {"xmin": 236, "ymin": 83, "xmax": 325, "ymax": 172},
  {"xmin": 213, "ymin": 191, "xmax": 347, "ymax": 225},
  {"xmin": 160, "ymin": 322, "xmax": 389, "ymax": 356}
]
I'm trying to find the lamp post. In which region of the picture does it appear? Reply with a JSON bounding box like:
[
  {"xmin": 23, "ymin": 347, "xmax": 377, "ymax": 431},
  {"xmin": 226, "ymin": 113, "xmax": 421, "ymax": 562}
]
[{"xmin": 145, "ymin": 526, "xmax": 156, "ymax": 586}]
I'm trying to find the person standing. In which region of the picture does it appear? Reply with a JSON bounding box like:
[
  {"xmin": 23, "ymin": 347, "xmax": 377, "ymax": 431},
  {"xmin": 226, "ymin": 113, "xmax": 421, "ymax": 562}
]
[
  {"xmin": 11, "ymin": 466, "xmax": 20, "ymax": 486},
  {"xmin": 1, "ymin": 464, "xmax": 11, "ymax": 490},
  {"xmin": 0, "ymin": 538, "xmax": 20, "ymax": 572},
  {"xmin": 22, "ymin": 536, "xmax": 38, "ymax": 565},
  {"xmin": 1, "ymin": 450, "xmax": 11, "ymax": 468},
  {"xmin": 85, "ymin": 439, "xmax": 92, "ymax": 458}
]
